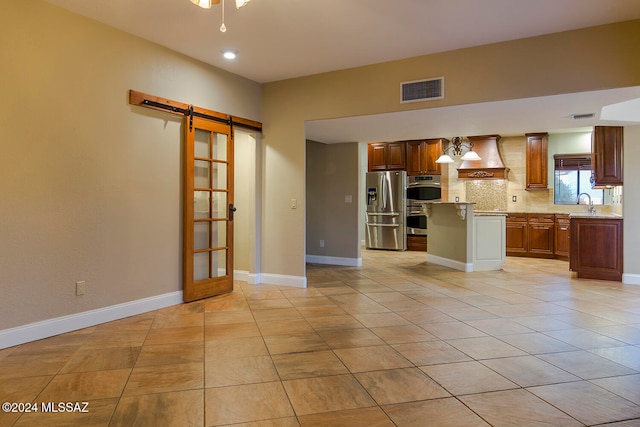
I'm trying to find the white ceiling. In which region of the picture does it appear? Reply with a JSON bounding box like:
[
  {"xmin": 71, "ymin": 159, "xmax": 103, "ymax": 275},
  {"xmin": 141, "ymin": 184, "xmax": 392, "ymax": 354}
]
[
  {"xmin": 44, "ymin": 0, "xmax": 640, "ymax": 142},
  {"xmin": 306, "ymin": 87, "xmax": 640, "ymax": 143}
]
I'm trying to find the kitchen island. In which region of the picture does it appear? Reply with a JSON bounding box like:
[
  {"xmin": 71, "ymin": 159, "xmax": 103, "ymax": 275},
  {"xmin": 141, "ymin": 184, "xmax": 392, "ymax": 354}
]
[{"xmin": 423, "ymin": 202, "xmax": 506, "ymax": 272}]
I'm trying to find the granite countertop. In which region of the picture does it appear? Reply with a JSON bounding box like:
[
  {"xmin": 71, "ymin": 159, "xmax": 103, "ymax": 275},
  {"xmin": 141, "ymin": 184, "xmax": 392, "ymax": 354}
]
[
  {"xmin": 474, "ymin": 211, "xmax": 508, "ymax": 216},
  {"xmin": 569, "ymin": 212, "xmax": 623, "ymax": 219},
  {"xmin": 421, "ymin": 201, "xmax": 475, "ymax": 205}
]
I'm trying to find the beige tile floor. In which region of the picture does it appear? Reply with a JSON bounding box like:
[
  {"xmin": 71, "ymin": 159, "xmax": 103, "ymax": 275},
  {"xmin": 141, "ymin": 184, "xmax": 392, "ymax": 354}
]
[{"xmin": 2, "ymin": 250, "xmax": 640, "ymax": 426}]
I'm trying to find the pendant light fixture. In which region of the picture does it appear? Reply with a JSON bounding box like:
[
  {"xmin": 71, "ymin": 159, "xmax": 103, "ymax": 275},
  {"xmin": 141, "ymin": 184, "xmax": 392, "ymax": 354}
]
[
  {"xmin": 190, "ymin": 0, "xmax": 213, "ymax": 9},
  {"xmin": 219, "ymin": 0, "xmax": 226, "ymax": 32},
  {"xmin": 436, "ymin": 137, "xmax": 481, "ymax": 163}
]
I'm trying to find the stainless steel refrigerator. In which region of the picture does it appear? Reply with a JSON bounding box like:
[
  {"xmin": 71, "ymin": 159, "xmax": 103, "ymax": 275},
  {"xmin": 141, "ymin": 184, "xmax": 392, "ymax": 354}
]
[{"xmin": 365, "ymin": 171, "xmax": 407, "ymax": 250}]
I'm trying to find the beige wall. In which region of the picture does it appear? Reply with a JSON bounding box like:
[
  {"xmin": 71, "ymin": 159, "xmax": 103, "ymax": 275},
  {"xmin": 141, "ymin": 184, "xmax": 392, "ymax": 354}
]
[
  {"xmin": 233, "ymin": 131, "xmax": 259, "ymax": 274},
  {"xmin": 306, "ymin": 141, "xmax": 360, "ymax": 259},
  {"xmin": 262, "ymin": 20, "xmax": 640, "ymax": 282},
  {"xmin": 0, "ymin": 1, "xmax": 261, "ymax": 330},
  {"xmin": 623, "ymin": 126, "xmax": 640, "ymax": 283}
]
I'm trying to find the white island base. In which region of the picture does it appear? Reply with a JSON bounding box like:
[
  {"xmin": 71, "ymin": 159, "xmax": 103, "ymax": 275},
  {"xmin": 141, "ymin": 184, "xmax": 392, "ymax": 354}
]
[{"xmin": 423, "ymin": 202, "xmax": 506, "ymax": 272}]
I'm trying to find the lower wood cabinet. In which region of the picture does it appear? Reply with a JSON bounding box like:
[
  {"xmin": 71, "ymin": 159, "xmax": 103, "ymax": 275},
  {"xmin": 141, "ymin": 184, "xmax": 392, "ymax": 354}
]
[
  {"xmin": 506, "ymin": 213, "xmax": 568, "ymax": 260},
  {"xmin": 407, "ymin": 234, "xmax": 427, "ymax": 251},
  {"xmin": 506, "ymin": 214, "xmax": 527, "ymax": 255},
  {"xmin": 570, "ymin": 217, "xmax": 623, "ymax": 281},
  {"xmin": 554, "ymin": 215, "xmax": 570, "ymax": 260},
  {"xmin": 527, "ymin": 214, "xmax": 555, "ymax": 258}
]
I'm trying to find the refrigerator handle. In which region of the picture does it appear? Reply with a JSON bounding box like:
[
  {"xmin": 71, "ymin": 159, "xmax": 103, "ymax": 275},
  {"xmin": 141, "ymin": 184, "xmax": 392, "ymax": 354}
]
[{"xmin": 381, "ymin": 175, "xmax": 388, "ymax": 210}]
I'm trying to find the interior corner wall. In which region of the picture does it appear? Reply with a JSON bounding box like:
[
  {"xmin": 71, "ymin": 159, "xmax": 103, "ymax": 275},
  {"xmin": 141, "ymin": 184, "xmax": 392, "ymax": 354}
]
[
  {"xmin": 623, "ymin": 125, "xmax": 640, "ymax": 284},
  {"xmin": 0, "ymin": 0, "xmax": 261, "ymax": 331},
  {"xmin": 306, "ymin": 141, "xmax": 325, "ymax": 257},
  {"xmin": 233, "ymin": 131, "xmax": 259, "ymax": 276},
  {"xmin": 358, "ymin": 142, "xmax": 368, "ymax": 246},
  {"xmin": 306, "ymin": 141, "xmax": 359, "ymax": 260}
]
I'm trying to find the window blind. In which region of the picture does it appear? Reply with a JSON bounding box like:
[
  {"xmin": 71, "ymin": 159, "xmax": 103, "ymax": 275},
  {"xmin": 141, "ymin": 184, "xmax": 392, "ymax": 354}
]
[{"xmin": 554, "ymin": 154, "xmax": 591, "ymax": 171}]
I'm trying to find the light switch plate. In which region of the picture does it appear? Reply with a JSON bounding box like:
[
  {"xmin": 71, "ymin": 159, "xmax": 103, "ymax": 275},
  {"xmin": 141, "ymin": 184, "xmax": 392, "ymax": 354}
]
[{"xmin": 76, "ymin": 281, "xmax": 86, "ymax": 296}]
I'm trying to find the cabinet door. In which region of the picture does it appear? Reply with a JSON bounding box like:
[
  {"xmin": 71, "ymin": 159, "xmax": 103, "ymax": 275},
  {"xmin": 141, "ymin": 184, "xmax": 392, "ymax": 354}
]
[
  {"xmin": 424, "ymin": 139, "xmax": 443, "ymax": 175},
  {"xmin": 506, "ymin": 222, "xmax": 528, "ymax": 255},
  {"xmin": 554, "ymin": 215, "xmax": 570, "ymax": 260},
  {"xmin": 570, "ymin": 218, "xmax": 623, "ymax": 281},
  {"xmin": 554, "ymin": 223, "xmax": 570, "ymax": 259},
  {"xmin": 406, "ymin": 140, "xmax": 442, "ymax": 175},
  {"xmin": 525, "ymin": 133, "xmax": 548, "ymax": 190},
  {"xmin": 407, "ymin": 234, "xmax": 427, "ymax": 251},
  {"xmin": 592, "ymin": 126, "xmax": 623, "ymax": 186},
  {"xmin": 368, "ymin": 143, "xmax": 388, "ymax": 171},
  {"xmin": 406, "ymin": 141, "xmax": 423, "ymax": 175},
  {"xmin": 528, "ymin": 223, "xmax": 554, "ymax": 257},
  {"xmin": 386, "ymin": 142, "xmax": 406, "ymax": 170}
]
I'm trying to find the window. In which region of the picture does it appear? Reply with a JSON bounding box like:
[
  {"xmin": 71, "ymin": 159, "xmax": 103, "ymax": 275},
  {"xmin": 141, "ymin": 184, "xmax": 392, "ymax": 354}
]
[{"xmin": 554, "ymin": 154, "xmax": 604, "ymax": 205}]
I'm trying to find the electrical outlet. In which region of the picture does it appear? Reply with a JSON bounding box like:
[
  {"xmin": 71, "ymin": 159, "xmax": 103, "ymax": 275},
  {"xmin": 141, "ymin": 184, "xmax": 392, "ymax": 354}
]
[
  {"xmin": 455, "ymin": 196, "xmax": 459, "ymax": 202},
  {"xmin": 290, "ymin": 198, "xmax": 297, "ymax": 209},
  {"xmin": 319, "ymin": 240, "xmax": 325, "ymax": 247},
  {"xmin": 76, "ymin": 281, "xmax": 86, "ymax": 296}
]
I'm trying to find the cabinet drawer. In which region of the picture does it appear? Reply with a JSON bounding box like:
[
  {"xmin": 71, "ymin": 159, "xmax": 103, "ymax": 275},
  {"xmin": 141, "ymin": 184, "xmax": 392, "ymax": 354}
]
[
  {"xmin": 555, "ymin": 214, "xmax": 570, "ymax": 225},
  {"xmin": 506, "ymin": 213, "xmax": 527, "ymax": 223},
  {"xmin": 528, "ymin": 214, "xmax": 554, "ymax": 223}
]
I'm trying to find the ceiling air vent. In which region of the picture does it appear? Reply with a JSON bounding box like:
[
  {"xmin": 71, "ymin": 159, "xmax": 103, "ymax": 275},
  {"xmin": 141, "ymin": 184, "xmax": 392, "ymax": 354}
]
[
  {"xmin": 571, "ymin": 113, "xmax": 595, "ymax": 120},
  {"xmin": 400, "ymin": 77, "xmax": 444, "ymax": 103}
]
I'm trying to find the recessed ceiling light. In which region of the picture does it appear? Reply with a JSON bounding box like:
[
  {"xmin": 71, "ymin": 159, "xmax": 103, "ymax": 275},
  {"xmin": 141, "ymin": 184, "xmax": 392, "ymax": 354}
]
[{"xmin": 223, "ymin": 50, "xmax": 237, "ymax": 60}]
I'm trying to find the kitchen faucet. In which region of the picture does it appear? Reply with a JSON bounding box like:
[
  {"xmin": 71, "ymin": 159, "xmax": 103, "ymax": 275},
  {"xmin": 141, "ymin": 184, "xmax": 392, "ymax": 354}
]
[{"xmin": 577, "ymin": 193, "xmax": 596, "ymax": 215}]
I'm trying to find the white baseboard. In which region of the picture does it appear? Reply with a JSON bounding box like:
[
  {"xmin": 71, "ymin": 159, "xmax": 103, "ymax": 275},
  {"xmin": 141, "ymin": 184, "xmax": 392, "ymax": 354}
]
[
  {"xmin": 234, "ymin": 269, "xmax": 249, "ymax": 282},
  {"xmin": 622, "ymin": 273, "xmax": 640, "ymax": 285},
  {"xmin": 427, "ymin": 254, "xmax": 474, "ymax": 272},
  {"xmin": 234, "ymin": 271, "xmax": 301, "ymax": 287},
  {"xmin": 247, "ymin": 273, "xmax": 261, "ymax": 285},
  {"xmin": 473, "ymin": 259, "xmax": 505, "ymax": 271},
  {"xmin": 235, "ymin": 270, "xmax": 262, "ymax": 285},
  {"xmin": 0, "ymin": 291, "xmax": 183, "ymax": 350},
  {"xmin": 260, "ymin": 273, "xmax": 307, "ymax": 288},
  {"xmin": 306, "ymin": 255, "xmax": 362, "ymax": 267}
]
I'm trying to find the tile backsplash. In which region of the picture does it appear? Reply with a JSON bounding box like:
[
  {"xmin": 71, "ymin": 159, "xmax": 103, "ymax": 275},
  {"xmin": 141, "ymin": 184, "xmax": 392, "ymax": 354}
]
[{"xmin": 465, "ymin": 180, "xmax": 507, "ymax": 211}]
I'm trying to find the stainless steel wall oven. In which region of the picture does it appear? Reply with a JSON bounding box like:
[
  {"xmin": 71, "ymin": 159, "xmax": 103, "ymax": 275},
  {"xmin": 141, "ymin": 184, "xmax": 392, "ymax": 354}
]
[{"xmin": 406, "ymin": 175, "xmax": 441, "ymax": 235}]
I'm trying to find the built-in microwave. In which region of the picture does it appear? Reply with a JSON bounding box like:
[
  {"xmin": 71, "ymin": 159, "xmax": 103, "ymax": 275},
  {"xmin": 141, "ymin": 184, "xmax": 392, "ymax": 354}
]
[{"xmin": 406, "ymin": 175, "xmax": 441, "ymax": 235}]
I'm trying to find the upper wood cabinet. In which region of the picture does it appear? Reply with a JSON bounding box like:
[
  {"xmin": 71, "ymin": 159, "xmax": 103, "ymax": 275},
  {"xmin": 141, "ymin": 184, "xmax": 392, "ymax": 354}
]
[
  {"xmin": 367, "ymin": 142, "xmax": 406, "ymax": 171},
  {"xmin": 406, "ymin": 139, "xmax": 444, "ymax": 175},
  {"xmin": 368, "ymin": 143, "xmax": 387, "ymax": 171},
  {"xmin": 525, "ymin": 132, "xmax": 548, "ymax": 190},
  {"xmin": 592, "ymin": 126, "xmax": 623, "ymax": 187}
]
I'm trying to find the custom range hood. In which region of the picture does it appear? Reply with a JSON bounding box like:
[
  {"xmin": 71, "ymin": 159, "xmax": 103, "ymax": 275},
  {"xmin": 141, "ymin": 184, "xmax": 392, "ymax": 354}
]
[{"xmin": 457, "ymin": 135, "xmax": 509, "ymax": 179}]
